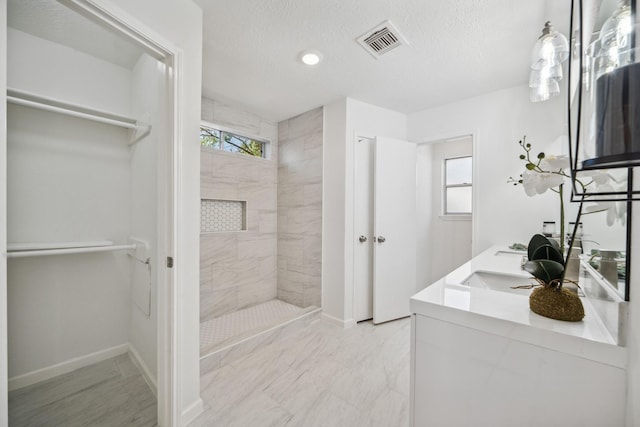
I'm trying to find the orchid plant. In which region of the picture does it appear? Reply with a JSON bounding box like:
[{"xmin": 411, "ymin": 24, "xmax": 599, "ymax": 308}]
[{"xmin": 507, "ymin": 136, "xmax": 624, "ymax": 253}]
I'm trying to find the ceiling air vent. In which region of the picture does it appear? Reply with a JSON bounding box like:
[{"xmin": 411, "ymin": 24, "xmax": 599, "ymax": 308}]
[{"xmin": 357, "ymin": 20, "xmax": 408, "ymax": 59}]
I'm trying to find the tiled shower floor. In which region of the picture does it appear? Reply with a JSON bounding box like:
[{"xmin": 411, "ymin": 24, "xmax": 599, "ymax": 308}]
[{"xmin": 200, "ymin": 299, "xmax": 314, "ymax": 355}]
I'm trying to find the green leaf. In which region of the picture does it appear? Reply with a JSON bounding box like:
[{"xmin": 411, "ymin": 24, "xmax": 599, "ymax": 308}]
[
  {"xmin": 547, "ymin": 237, "xmax": 561, "ymax": 254},
  {"xmin": 524, "ymin": 259, "xmax": 564, "ymax": 283},
  {"xmin": 526, "ymin": 163, "xmax": 536, "ymax": 170},
  {"xmin": 528, "ymin": 234, "xmax": 552, "ymax": 260},
  {"xmin": 537, "ymin": 152, "xmax": 545, "ymax": 159},
  {"xmin": 527, "ymin": 234, "xmax": 563, "ymax": 264},
  {"xmin": 531, "ymin": 244, "xmax": 564, "ymax": 264}
]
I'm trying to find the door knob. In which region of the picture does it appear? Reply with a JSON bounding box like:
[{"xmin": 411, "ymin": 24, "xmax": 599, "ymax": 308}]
[
  {"xmin": 377, "ymin": 236, "xmax": 386, "ymax": 243},
  {"xmin": 359, "ymin": 235, "xmax": 367, "ymax": 243}
]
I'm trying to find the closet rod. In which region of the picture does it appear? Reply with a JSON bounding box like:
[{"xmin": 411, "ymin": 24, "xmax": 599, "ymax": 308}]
[
  {"xmin": 6, "ymin": 89, "xmax": 142, "ymax": 131},
  {"xmin": 8, "ymin": 240, "xmax": 114, "ymax": 252},
  {"xmin": 7, "ymin": 244, "xmax": 136, "ymax": 258}
]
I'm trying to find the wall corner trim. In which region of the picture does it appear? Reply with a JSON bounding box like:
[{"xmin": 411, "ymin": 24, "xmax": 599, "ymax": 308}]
[
  {"xmin": 321, "ymin": 312, "xmax": 356, "ymax": 329},
  {"xmin": 128, "ymin": 342, "xmax": 157, "ymax": 396},
  {"xmin": 181, "ymin": 397, "xmax": 204, "ymax": 426}
]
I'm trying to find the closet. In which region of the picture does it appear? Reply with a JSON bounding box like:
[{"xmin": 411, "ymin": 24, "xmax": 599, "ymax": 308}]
[{"xmin": 6, "ymin": 0, "xmax": 171, "ymax": 423}]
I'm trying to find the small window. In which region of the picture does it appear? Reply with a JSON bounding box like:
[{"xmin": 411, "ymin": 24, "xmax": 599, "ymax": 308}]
[
  {"xmin": 444, "ymin": 156, "xmax": 472, "ymax": 215},
  {"xmin": 200, "ymin": 124, "xmax": 267, "ymax": 158}
]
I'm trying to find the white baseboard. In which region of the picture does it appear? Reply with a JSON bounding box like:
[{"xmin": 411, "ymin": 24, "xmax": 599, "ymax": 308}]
[
  {"xmin": 344, "ymin": 318, "xmax": 357, "ymax": 328},
  {"xmin": 127, "ymin": 342, "xmax": 157, "ymax": 396},
  {"xmin": 321, "ymin": 312, "xmax": 356, "ymax": 329},
  {"xmin": 182, "ymin": 398, "xmax": 204, "ymax": 426},
  {"xmin": 8, "ymin": 343, "xmax": 129, "ymax": 391}
]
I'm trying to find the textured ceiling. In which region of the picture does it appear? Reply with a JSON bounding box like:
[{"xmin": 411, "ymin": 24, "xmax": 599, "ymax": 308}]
[{"xmin": 196, "ymin": 0, "xmax": 572, "ymax": 122}]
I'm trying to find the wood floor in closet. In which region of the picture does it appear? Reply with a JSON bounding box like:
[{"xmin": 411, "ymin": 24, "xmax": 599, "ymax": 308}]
[{"xmin": 8, "ymin": 353, "xmax": 156, "ymax": 426}]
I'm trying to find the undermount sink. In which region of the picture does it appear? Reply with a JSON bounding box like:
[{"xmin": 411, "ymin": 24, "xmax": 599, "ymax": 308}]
[{"xmin": 462, "ymin": 271, "xmax": 535, "ymax": 294}]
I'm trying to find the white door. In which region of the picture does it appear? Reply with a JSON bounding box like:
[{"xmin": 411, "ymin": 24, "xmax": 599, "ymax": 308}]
[
  {"xmin": 373, "ymin": 137, "xmax": 417, "ymax": 324},
  {"xmin": 354, "ymin": 138, "xmax": 374, "ymax": 322}
]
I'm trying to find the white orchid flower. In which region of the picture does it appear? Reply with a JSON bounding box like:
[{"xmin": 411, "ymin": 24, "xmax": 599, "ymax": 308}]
[
  {"xmin": 522, "ymin": 169, "xmax": 565, "ymax": 196},
  {"xmin": 540, "ymin": 154, "xmax": 570, "ymax": 171},
  {"xmin": 584, "ymin": 183, "xmax": 627, "ymax": 226},
  {"xmin": 575, "ymin": 169, "xmax": 611, "ymax": 186}
]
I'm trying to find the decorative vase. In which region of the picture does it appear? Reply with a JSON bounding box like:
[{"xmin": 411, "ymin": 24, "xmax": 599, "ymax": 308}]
[{"xmin": 529, "ymin": 286, "xmax": 584, "ymax": 322}]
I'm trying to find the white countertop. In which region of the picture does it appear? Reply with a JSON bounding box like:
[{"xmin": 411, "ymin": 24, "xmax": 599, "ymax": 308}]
[{"xmin": 410, "ymin": 245, "xmax": 627, "ymax": 368}]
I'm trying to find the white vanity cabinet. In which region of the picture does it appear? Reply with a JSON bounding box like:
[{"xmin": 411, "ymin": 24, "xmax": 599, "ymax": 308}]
[
  {"xmin": 410, "ymin": 314, "xmax": 625, "ymax": 427},
  {"xmin": 409, "ymin": 246, "xmax": 628, "ymax": 427}
]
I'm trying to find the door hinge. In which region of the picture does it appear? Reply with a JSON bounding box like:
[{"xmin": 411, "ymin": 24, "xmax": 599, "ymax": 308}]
[{"xmin": 166, "ymin": 256, "xmax": 174, "ymax": 268}]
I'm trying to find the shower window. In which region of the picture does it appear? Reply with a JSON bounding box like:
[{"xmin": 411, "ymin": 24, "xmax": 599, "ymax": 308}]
[
  {"xmin": 443, "ymin": 156, "xmax": 472, "ymax": 215},
  {"xmin": 200, "ymin": 123, "xmax": 268, "ymax": 159}
]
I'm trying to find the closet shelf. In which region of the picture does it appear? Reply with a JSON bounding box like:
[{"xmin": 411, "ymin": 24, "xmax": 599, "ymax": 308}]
[
  {"xmin": 7, "ymin": 241, "xmax": 137, "ymax": 258},
  {"xmin": 6, "ymin": 88, "xmax": 151, "ymax": 144}
]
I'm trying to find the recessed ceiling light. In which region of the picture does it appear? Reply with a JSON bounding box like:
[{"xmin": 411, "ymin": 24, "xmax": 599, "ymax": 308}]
[{"xmin": 299, "ymin": 50, "xmax": 322, "ymax": 66}]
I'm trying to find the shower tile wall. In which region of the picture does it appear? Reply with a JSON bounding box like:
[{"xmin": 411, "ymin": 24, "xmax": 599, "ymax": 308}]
[
  {"xmin": 200, "ymin": 97, "xmax": 278, "ymax": 321},
  {"xmin": 277, "ymin": 107, "xmax": 323, "ymax": 307}
]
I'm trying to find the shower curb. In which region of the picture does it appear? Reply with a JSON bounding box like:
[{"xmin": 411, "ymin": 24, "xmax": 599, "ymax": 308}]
[{"xmin": 200, "ymin": 307, "xmax": 321, "ymax": 375}]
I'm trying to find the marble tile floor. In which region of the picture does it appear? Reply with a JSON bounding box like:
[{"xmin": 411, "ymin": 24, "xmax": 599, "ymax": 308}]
[
  {"xmin": 9, "ymin": 353, "xmax": 157, "ymax": 427},
  {"xmin": 190, "ymin": 316, "xmax": 411, "ymax": 427}
]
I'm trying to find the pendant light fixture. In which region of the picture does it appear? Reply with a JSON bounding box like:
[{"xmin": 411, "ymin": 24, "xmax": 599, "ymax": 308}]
[
  {"xmin": 582, "ymin": 0, "xmax": 639, "ymax": 170},
  {"xmin": 567, "ymin": 0, "xmax": 640, "ymax": 203},
  {"xmin": 529, "ymin": 21, "xmax": 570, "ymax": 102}
]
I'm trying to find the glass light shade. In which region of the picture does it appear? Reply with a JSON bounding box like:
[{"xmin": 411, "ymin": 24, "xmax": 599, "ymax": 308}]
[
  {"xmin": 530, "ymin": 78, "xmax": 560, "ymax": 102},
  {"xmin": 599, "ymin": 1, "xmax": 632, "ymax": 52},
  {"xmin": 578, "ymin": 17, "xmax": 640, "ymax": 171},
  {"xmin": 589, "ymin": 2, "xmax": 634, "ymax": 80},
  {"xmin": 530, "ymin": 22, "xmax": 569, "ymax": 69},
  {"xmin": 529, "ymin": 65, "xmax": 563, "ymax": 87}
]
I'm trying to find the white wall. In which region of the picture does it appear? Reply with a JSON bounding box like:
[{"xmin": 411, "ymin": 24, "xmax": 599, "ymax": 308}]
[
  {"xmin": 322, "ymin": 99, "xmax": 347, "ymax": 324},
  {"xmin": 103, "ymin": 0, "xmax": 204, "ymax": 422},
  {"xmin": 322, "ymin": 97, "xmax": 407, "ymax": 325},
  {"xmin": 7, "ymin": 28, "xmax": 132, "ymax": 115},
  {"xmin": 129, "ymin": 52, "xmax": 164, "ymax": 385},
  {"xmin": 408, "ymin": 85, "xmax": 567, "ymax": 254},
  {"xmin": 416, "ymin": 143, "xmax": 432, "ymax": 293}
]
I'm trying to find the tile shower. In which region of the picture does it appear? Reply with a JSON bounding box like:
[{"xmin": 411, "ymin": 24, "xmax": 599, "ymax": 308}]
[{"xmin": 199, "ymin": 98, "xmax": 322, "ymax": 365}]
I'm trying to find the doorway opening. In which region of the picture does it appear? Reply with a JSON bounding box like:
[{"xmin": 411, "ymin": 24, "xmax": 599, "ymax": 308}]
[{"xmin": 416, "ymin": 135, "xmax": 474, "ymax": 289}]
